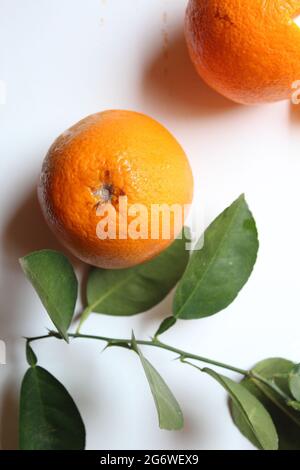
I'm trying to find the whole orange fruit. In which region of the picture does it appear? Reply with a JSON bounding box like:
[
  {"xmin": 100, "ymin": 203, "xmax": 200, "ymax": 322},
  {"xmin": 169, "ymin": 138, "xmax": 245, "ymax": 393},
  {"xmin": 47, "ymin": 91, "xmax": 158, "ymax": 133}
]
[
  {"xmin": 185, "ymin": 0, "xmax": 300, "ymax": 104},
  {"xmin": 38, "ymin": 110, "xmax": 194, "ymax": 269}
]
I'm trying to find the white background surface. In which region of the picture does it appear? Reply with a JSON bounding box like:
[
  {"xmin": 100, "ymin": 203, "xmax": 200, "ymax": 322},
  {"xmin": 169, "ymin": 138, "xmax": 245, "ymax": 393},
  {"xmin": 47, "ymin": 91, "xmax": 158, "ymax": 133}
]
[{"xmin": 1, "ymin": 0, "xmax": 300, "ymax": 451}]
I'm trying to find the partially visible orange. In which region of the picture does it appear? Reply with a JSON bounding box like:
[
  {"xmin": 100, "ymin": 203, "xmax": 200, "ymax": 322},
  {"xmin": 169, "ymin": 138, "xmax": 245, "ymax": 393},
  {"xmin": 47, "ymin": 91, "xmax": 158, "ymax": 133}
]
[
  {"xmin": 185, "ymin": 0, "xmax": 300, "ymax": 104},
  {"xmin": 38, "ymin": 110, "xmax": 193, "ymax": 269}
]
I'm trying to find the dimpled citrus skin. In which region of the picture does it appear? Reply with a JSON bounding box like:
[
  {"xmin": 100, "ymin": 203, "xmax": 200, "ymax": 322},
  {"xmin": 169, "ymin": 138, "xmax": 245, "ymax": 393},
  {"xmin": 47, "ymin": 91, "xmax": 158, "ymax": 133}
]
[
  {"xmin": 185, "ymin": 0, "xmax": 300, "ymax": 104},
  {"xmin": 38, "ymin": 110, "xmax": 194, "ymax": 269}
]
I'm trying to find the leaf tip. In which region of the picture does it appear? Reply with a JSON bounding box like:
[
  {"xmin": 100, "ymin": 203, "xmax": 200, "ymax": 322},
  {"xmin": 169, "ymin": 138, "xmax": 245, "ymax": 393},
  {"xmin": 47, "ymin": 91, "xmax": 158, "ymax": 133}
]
[
  {"xmin": 63, "ymin": 333, "xmax": 70, "ymax": 344},
  {"xmin": 25, "ymin": 342, "xmax": 38, "ymax": 367},
  {"xmin": 57, "ymin": 328, "xmax": 69, "ymax": 343}
]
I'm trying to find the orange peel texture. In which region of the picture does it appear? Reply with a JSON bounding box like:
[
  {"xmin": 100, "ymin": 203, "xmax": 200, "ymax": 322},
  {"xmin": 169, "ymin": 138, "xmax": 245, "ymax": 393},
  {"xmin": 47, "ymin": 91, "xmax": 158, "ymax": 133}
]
[
  {"xmin": 38, "ymin": 110, "xmax": 194, "ymax": 269},
  {"xmin": 185, "ymin": 0, "xmax": 300, "ymax": 104}
]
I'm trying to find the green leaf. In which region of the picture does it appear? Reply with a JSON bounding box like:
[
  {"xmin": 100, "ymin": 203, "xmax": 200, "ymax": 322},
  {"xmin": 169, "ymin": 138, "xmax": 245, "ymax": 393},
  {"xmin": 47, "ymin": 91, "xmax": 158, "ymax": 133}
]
[
  {"xmin": 173, "ymin": 195, "xmax": 258, "ymax": 319},
  {"xmin": 85, "ymin": 231, "xmax": 190, "ymax": 317},
  {"xmin": 289, "ymin": 364, "xmax": 300, "ymax": 401},
  {"xmin": 203, "ymin": 368, "xmax": 278, "ymax": 450},
  {"xmin": 20, "ymin": 250, "xmax": 78, "ymax": 342},
  {"xmin": 26, "ymin": 343, "xmax": 37, "ymax": 367},
  {"xmin": 131, "ymin": 334, "xmax": 183, "ymax": 430},
  {"xmin": 154, "ymin": 317, "xmax": 177, "ymax": 337},
  {"xmin": 19, "ymin": 366, "xmax": 85, "ymax": 450},
  {"xmin": 231, "ymin": 358, "xmax": 300, "ymax": 450}
]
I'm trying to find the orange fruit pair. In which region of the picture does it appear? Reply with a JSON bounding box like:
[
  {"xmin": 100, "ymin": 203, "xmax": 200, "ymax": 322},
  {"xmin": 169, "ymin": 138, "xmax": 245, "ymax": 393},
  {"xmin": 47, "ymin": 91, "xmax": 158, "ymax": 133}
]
[
  {"xmin": 40, "ymin": 1, "xmax": 299, "ymax": 268},
  {"xmin": 185, "ymin": 0, "xmax": 300, "ymax": 104},
  {"xmin": 38, "ymin": 110, "xmax": 194, "ymax": 269}
]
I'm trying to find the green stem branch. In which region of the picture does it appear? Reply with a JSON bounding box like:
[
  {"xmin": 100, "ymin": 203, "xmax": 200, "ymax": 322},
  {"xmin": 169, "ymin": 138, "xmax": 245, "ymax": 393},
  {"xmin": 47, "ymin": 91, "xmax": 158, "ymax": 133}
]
[
  {"xmin": 27, "ymin": 331, "xmax": 249, "ymax": 376},
  {"xmin": 26, "ymin": 331, "xmax": 298, "ymax": 418},
  {"xmin": 75, "ymin": 306, "xmax": 92, "ymax": 334}
]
